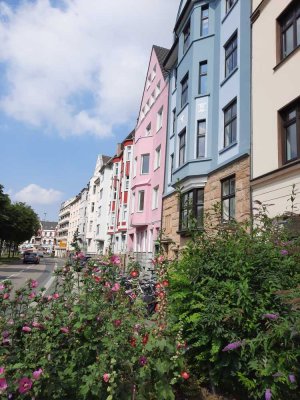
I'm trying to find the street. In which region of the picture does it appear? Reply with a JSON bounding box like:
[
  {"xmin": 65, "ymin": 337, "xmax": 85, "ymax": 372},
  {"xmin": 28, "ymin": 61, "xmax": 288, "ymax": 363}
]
[{"xmin": 0, "ymin": 257, "xmax": 66, "ymax": 293}]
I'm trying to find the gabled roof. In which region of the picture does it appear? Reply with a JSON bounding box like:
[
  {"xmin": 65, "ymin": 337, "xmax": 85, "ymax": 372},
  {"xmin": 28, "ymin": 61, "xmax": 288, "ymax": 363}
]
[
  {"xmin": 153, "ymin": 45, "xmax": 170, "ymax": 80},
  {"xmin": 41, "ymin": 221, "xmax": 57, "ymax": 230},
  {"xmin": 102, "ymin": 155, "xmax": 111, "ymax": 164}
]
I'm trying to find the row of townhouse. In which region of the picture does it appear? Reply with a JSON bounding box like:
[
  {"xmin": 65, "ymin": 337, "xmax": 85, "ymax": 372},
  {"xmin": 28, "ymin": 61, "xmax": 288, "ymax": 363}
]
[{"xmin": 56, "ymin": 0, "xmax": 300, "ymax": 266}]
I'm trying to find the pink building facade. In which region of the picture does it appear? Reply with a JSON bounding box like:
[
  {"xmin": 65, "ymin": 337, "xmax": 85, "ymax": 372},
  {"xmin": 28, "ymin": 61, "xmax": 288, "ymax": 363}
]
[{"xmin": 128, "ymin": 46, "xmax": 169, "ymax": 267}]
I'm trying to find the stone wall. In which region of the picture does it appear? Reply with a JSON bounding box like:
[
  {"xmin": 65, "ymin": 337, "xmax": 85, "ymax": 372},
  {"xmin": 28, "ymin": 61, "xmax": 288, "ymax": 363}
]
[{"xmin": 205, "ymin": 155, "xmax": 251, "ymax": 222}]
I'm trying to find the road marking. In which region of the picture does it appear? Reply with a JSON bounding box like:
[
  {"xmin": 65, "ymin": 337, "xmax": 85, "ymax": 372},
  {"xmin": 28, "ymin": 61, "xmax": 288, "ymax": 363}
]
[{"xmin": 0, "ymin": 264, "xmax": 35, "ymax": 282}]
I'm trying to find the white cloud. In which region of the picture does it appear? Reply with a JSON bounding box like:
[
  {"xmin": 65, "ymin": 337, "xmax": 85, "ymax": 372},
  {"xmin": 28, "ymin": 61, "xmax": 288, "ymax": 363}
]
[
  {"xmin": 14, "ymin": 184, "xmax": 63, "ymax": 205},
  {"xmin": 0, "ymin": 0, "xmax": 177, "ymax": 137}
]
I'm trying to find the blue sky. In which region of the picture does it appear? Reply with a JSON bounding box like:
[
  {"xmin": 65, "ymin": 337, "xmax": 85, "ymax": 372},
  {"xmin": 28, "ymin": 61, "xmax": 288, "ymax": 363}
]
[{"xmin": 0, "ymin": 0, "xmax": 177, "ymax": 220}]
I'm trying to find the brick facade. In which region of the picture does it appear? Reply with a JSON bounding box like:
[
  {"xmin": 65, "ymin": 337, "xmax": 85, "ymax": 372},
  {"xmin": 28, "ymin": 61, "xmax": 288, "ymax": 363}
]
[
  {"xmin": 205, "ymin": 155, "xmax": 251, "ymax": 222},
  {"xmin": 161, "ymin": 156, "xmax": 251, "ymax": 258}
]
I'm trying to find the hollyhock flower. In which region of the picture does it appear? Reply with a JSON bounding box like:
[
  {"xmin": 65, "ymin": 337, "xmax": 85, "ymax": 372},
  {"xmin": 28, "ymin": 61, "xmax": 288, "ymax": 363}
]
[
  {"xmin": 30, "ymin": 280, "xmax": 39, "ymax": 288},
  {"xmin": 53, "ymin": 293, "xmax": 60, "ymax": 299},
  {"xmin": 7, "ymin": 319, "xmax": 14, "ymax": 326},
  {"xmin": 265, "ymin": 388, "xmax": 272, "ymax": 400},
  {"xmin": 129, "ymin": 337, "xmax": 137, "ymax": 347},
  {"xmin": 263, "ymin": 313, "xmax": 279, "ymax": 320},
  {"xmin": 103, "ymin": 373, "xmax": 110, "ymax": 383},
  {"xmin": 157, "ymin": 255, "xmax": 165, "ymax": 263},
  {"xmin": 100, "ymin": 261, "xmax": 110, "ymax": 266},
  {"xmin": 142, "ymin": 334, "xmax": 149, "ymax": 345},
  {"xmin": 280, "ymin": 249, "xmax": 288, "ymax": 256},
  {"xmin": 162, "ymin": 280, "xmax": 169, "ymax": 287},
  {"xmin": 32, "ymin": 368, "xmax": 43, "ymax": 380},
  {"xmin": 289, "ymin": 374, "xmax": 296, "ymax": 383},
  {"xmin": 32, "ymin": 322, "xmax": 43, "ymax": 330},
  {"xmin": 28, "ymin": 292, "xmax": 36, "ymax": 299},
  {"xmin": 22, "ymin": 326, "xmax": 32, "ymax": 333},
  {"xmin": 222, "ymin": 340, "xmax": 243, "ymax": 352},
  {"xmin": 104, "ymin": 282, "xmax": 111, "ymax": 288},
  {"xmin": 60, "ymin": 327, "xmax": 69, "ymax": 334},
  {"xmin": 0, "ymin": 367, "xmax": 4, "ymax": 375},
  {"xmin": 111, "ymin": 283, "xmax": 120, "ymax": 292},
  {"xmin": 181, "ymin": 371, "xmax": 190, "ymax": 380},
  {"xmin": 93, "ymin": 276, "xmax": 102, "ymax": 283},
  {"xmin": 18, "ymin": 377, "xmax": 33, "ymax": 394},
  {"xmin": 110, "ymin": 255, "xmax": 121, "ymax": 265},
  {"xmin": 139, "ymin": 356, "xmax": 148, "ymax": 366},
  {"xmin": 47, "ymin": 295, "xmax": 53, "ymax": 301},
  {"xmin": 113, "ymin": 319, "xmax": 122, "ymax": 328},
  {"xmin": 0, "ymin": 378, "xmax": 8, "ymax": 393},
  {"xmin": 130, "ymin": 270, "xmax": 139, "ymax": 278},
  {"xmin": 3, "ymin": 293, "xmax": 9, "ymax": 300},
  {"xmin": 2, "ymin": 331, "xmax": 9, "ymax": 339},
  {"xmin": 0, "ymin": 284, "xmax": 4, "ymax": 291}
]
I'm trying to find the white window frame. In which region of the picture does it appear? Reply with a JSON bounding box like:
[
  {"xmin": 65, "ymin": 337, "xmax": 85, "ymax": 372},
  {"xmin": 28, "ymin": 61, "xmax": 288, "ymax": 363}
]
[
  {"xmin": 156, "ymin": 107, "xmax": 163, "ymax": 132},
  {"xmin": 152, "ymin": 186, "xmax": 159, "ymax": 210},
  {"xmin": 131, "ymin": 192, "xmax": 135, "ymax": 213},
  {"xmin": 141, "ymin": 154, "xmax": 150, "ymax": 175},
  {"xmin": 155, "ymin": 81, "xmax": 161, "ymax": 98},
  {"xmin": 122, "ymin": 204, "xmax": 128, "ymax": 221},
  {"xmin": 138, "ymin": 190, "xmax": 145, "ymax": 212},
  {"xmin": 133, "ymin": 157, "xmax": 137, "ymax": 177},
  {"xmin": 154, "ymin": 146, "xmax": 161, "ymax": 170},
  {"xmin": 146, "ymin": 123, "xmax": 152, "ymax": 136}
]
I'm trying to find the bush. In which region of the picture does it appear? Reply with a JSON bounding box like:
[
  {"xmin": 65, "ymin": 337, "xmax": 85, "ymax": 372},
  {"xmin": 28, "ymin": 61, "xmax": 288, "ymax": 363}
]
[
  {"xmin": 0, "ymin": 255, "xmax": 187, "ymax": 399},
  {"xmin": 168, "ymin": 209, "xmax": 300, "ymax": 400}
]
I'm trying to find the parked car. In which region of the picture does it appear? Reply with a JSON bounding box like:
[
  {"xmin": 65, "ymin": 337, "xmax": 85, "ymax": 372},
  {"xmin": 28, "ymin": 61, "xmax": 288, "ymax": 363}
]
[{"xmin": 23, "ymin": 252, "xmax": 40, "ymax": 264}]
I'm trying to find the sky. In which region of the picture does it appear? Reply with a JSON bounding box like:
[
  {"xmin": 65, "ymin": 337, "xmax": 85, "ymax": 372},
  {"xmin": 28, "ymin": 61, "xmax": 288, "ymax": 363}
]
[{"xmin": 0, "ymin": 0, "xmax": 178, "ymax": 221}]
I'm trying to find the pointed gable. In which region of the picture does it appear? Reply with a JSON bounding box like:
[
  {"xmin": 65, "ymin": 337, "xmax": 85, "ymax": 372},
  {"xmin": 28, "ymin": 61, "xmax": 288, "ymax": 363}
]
[{"xmin": 137, "ymin": 45, "xmax": 169, "ymax": 125}]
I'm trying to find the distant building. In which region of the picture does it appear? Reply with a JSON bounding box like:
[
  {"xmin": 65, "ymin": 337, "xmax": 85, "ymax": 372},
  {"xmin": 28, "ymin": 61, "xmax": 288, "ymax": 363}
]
[
  {"xmin": 55, "ymin": 197, "xmax": 75, "ymax": 257},
  {"xmin": 107, "ymin": 132, "xmax": 134, "ymax": 255},
  {"xmin": 21, "ymin": 221, "xmax": 57, "ymax": 253}
]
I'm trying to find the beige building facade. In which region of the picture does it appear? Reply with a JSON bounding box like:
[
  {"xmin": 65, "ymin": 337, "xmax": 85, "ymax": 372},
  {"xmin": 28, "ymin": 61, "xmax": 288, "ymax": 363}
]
[{"xmin": 251, "ymin": 0, "xmax": 300, "ymax": 217}]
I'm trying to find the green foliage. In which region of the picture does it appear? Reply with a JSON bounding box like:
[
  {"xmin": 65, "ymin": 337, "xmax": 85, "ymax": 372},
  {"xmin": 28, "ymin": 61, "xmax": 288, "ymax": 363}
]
[{"xmin": 168, "ymin": 208, "xmax": 300, "ymax": 399}]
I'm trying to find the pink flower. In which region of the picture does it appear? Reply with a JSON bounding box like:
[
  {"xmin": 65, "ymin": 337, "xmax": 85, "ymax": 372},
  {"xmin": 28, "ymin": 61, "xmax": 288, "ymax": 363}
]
[
  {"xmin": 0, "ymin": 377, "xmax": 7, "ymax": 393},
  {"xmin": 30, "ymin": 280, "xmax": 39, "ymax": 288},
  {"xmin": 3, "ymin": 293, "xmax": 9, "ymax": 300},
  {"xmin": 263, "ymin": 313, "xmax": 279, "ymax": 320},
  {"xmin": 222, "ymin": 340, "xmax": 243, "ymax": 352},
  {"xmin": 104, "ymin": 282, "xmax": 111, "ymax": 288},
  {"xmin": 32, "ymin": 368, "xmax": 43, "ymax": 380},
  {"xmin": 0, "ymin": 367, "xmax": 4, "ymax": 375},
  {"xmin": 103, "ymin": 373, "xmax": 110, "ymax": 383},
  {"xmin": 18, "ymin": 377, "xmax": 32, "ymax": 394},
  {"xmin": 289, "ymin": 374, "xmax": 296, "ymax": 384},
  {"xmin": 22, "ymin": 326, "xmax": 32, "ymax": 333},
  {"xmin": 111, "ymin": 283, "xmax": 120, "ymax": 292},
  {"xmin": 60, "ymin": 327, "xmax": 69, "ymax": 334},
  {"xmin": 53, "ymin": 293, "xmax": 60, "ymax": 299},
  {"xmin": 32, "ymin": 322, "xmax": 43, "ymax": 330},
  {"xmin": 0, "ymin": 284, "xmax": 5, "ymax": 291},
  {"xmin": 28, "ymin": 292, "xmax": 36, "ymax": 299},
  {"xmin": 47, "ymin": 295, "xmax": 52, "ymax": 301},
  {"xmin": 157, "ymin": 255, "xmax": 165, "ymax": 263},
  {"xmin": 110, "ymin": 255, "xmax": 121, "ymax": 265},
  {"xmin": 280, "ymin": 249, "xmax": 288, "ymax": 256},
  {"xmin": 7, "ymin": 319, "xmax": 14, "ymax": 326},
  {"xmin": 265, "ymin": 388, "xmax": 272, "ymax": 400}
]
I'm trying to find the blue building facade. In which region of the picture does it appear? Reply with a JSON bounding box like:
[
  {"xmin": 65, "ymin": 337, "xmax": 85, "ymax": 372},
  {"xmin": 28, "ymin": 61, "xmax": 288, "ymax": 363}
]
[{"xmin": 162, "ymin": 0, "xmax": 251, "ymax": 255}]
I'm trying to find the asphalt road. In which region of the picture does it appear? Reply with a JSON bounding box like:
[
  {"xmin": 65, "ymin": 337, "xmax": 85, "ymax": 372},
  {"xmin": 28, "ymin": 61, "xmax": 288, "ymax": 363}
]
[{"xmin": 0, "ymin": 257, "xmax": 66, "ymax": 293}]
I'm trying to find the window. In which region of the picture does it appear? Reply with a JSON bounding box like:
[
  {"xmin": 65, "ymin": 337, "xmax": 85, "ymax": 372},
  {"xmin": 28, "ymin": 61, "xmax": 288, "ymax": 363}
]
[
  {"xmin": 179, "ymin": 129, "xmax": 186, "ymax": 166},
  {"xmin": 181, "ymin": 74, "xmax": 189, "ymax": 108},
  {"xmin": 170, "ymin": 153, "xmax": 174, "ymax": 177},
  {"xmin": 125, "ymin": 178, "xmax": 130, "ymax": 190},
  {"xmin": 146, "ymin": 74, "xmax": 151, "ymax": 90},
  {"xmin": 183, "ymin": 20, "xmax": 191, "ymax": 53},
  {"xmin": 99, "ymin": 189, "xmax": 103, "ymax": 200},
  {"xmin": 138, "ymin": 191, "xmax": 145, "ymax": 211},
  {"xmin": 122, "ymin": 205, "xmax": 128, "ymax": 221},
  {"xmin": 156, "ymin": 107, "xmax": 163, "ymax": 131},
  {"xmin": 89, "ymin": 221, "xmax": 93, "ymax": 232},
  {"xmin": 180, "ymin": 189, "xmax": 204, "ymax": 231},
  {"xmin": 226, "ymin": 0, "xmax": 235, "ymax": 14},
  {"xmin": 115, "ymin": 163, "xmax": 119, "ymax": 175},
  {"xmin": 225, "ymin": 32, "xmax": 238, "ymax": 77},
  {"xmin": 279, "ymin": 1, "xmax": 300, "ymax": 59},
  {"xmin": 174, "ymin": 68, "xmax": 177, "ymax": 88},
  {"xmin": 152, "ymin": 64, "xmax": 156, "ymax": 81},
  {"xmin": 155, "ymin": 81, "xmax": 161, "ymax": 98},
  {"xmin": 224, "ymin": 99, "xmax": 237, "ymax": 147},
  {"xmin": 154, "ymin": 146, "xmax": 161, "ymax": 169},
  {"xmin": 221, "ymin": 176, "xmax": 235, "ymax": 221},
  {"xmin": 96, "ymin": 224, "xmax": 100, "ymax": 235},
  {"xmin": 146, "ymin": 123, "xmax": 151, "ymax": 136},
  {"xmin": 199, "ymin": 61, "xmax": 208, "ymax": 94},
  {"xmin": 281, "ymin": 99, "xmax": 300, "ymax": 163},
  {"xmin": 152, "ymin": 186, "xmax": 159, "ymax": 209},
  {"xmin": 197, "ymin": 120, "xmax": 206, "ymax": 158},
  {"xmin": 133, "ymin": 157, "xmax": 137, "ymax": 177},
  {"xmin": 91, "ymin": 202, "xmax": 95, "ymax": 212},
  {"xmin": 172, "ymin": 108, "xmax": 176, "ymax": 134},
  {"xmin": 99, "ymin": 206, "xmax": 102, "ymax": 217},
  {"xmin": 141, "ymin": 154, "xmax": 150, "ymax": 174},
  {"xmin": 150, "ymin": 91, "xmax": 155, "ymax": 106},
  {"xmin": 126, "ymin": 146, "xmax": 132, "ymax": 161},
  {"xmin": 131, "ymin": 192, "xmax": 135, "ymax": 213},
  {"xmin": 201, "ymin": 5, "xmax": 209, "ymax": 36},
  {"xmin": 113, "ymin": 189, "xmax": 117, "ymax": 200},
  {"xmin": 111, "ymin": 212, "xmax": 115, "ymax": 226}
]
